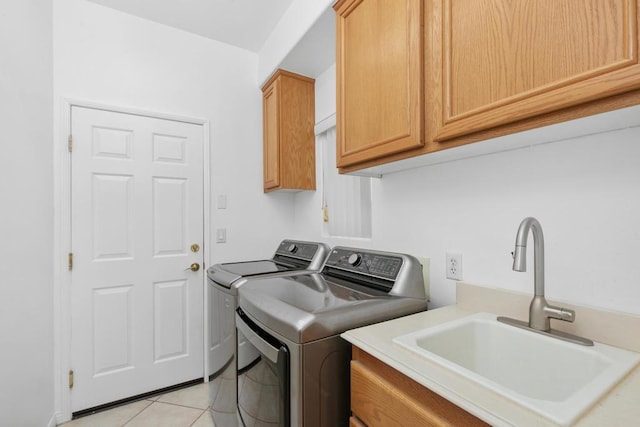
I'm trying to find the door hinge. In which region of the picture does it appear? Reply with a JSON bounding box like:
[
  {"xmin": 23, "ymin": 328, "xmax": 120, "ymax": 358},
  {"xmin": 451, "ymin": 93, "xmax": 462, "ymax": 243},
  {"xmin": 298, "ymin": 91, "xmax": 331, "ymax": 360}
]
[
  {"xmin": 68, "ymin": 252, "xmax": 73, "ymax": 271},
  {"xmin": 68, "ymin": 135, "xmax": 73, "ymax": 152},
  {"xmin": 68, "ymin": 370, "xmax": 74, "ymax": 389}
]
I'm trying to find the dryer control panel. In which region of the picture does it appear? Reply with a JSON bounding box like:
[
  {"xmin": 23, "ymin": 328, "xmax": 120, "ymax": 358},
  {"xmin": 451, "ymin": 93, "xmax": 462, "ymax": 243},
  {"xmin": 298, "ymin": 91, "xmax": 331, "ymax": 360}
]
[
  {"xmin": 275, "ymin": 240, "xmax": 319, "ymax": 261},
  {"xmin": 325, "ymin": 248, "xmax": 404, "ymax": 281}
]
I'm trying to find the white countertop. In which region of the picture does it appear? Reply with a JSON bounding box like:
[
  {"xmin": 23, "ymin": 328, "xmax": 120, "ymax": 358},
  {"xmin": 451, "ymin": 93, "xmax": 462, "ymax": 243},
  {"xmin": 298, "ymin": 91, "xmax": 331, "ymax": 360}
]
[{"xmin": 341, "ymin": 303, "xmax": 640, "ymax": 426}]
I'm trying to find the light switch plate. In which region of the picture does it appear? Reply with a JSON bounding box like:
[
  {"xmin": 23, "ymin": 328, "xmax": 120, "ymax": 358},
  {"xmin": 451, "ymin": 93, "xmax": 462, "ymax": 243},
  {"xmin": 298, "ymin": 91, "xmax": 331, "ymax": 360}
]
[{"xmin": 217, "ymin": 195, "xmax": 227, "ymax": 209}]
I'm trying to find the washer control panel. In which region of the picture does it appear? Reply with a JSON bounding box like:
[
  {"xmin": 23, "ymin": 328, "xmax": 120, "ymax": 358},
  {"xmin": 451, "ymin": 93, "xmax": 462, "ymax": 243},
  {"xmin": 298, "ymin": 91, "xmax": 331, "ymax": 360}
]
[
  {"xmin": 275, "ymin": 240, "xmax": 319, "ymax": 261},
  {"xmin": 325, "ymin": 248, "xmax": 403, "ymax": 280}
]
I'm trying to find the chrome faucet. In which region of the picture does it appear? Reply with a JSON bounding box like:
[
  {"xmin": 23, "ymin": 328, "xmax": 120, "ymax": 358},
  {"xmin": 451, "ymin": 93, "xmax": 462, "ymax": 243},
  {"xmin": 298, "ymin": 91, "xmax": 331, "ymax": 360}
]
[{"xmin": 498, "ymin": 217, "xmax": 593, "ymax": 346}]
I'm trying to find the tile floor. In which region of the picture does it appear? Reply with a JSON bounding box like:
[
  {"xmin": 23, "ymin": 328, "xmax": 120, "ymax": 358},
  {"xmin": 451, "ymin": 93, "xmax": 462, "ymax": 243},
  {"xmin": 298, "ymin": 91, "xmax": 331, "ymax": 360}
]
[{"xmin": 60, "ymin": 382, "xmax": 216, "ymax": 427}]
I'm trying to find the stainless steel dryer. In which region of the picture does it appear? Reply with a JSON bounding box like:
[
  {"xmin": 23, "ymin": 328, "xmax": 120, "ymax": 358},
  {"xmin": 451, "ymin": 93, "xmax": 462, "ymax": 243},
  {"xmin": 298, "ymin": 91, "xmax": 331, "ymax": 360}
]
[
  {"xmin": 207, "ymin": 239, "xmax": 330, "ymax": 426},
  {"xmin": 235, "ymin": 247, "xmax": 428, "ymax": 427}
]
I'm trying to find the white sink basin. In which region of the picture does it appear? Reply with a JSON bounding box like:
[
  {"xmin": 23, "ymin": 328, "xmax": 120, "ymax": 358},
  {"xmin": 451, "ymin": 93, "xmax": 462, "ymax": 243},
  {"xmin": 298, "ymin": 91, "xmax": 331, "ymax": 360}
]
[{"xmin": 393, "ymin": 312, "xmax": 640, "ymax": 426}]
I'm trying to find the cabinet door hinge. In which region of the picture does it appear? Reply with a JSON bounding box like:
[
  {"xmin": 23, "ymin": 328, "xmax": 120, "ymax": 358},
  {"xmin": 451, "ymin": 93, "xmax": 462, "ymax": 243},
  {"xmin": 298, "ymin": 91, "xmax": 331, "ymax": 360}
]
[
  {"xmin": 68, "ymin": 252, "xmax": 73, "ymax": 271},
  {"xmin": 68, "ymin": 370, "xmax": 74, "ymax": 389},
  {"xmin": 68, "ymin": 135, "xmax": 73, "ymax": 152}
]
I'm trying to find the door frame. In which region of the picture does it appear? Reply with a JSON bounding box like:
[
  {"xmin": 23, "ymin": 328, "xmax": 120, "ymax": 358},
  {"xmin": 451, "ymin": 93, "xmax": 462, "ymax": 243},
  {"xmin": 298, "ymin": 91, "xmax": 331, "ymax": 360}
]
[{"xmin": 53, "ymin": 99, "xmax": 211, "ymax": 423}]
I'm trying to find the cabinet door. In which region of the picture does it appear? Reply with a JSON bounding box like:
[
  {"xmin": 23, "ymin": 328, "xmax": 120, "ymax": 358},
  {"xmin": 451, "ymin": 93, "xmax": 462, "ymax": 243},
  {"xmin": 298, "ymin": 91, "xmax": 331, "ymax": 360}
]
[
  {"xmin": 350, "ymin": 347, "xmax": 488, "ymax": 426},
  {"xmin": 263, "ymin": 81, "xmax": 280, "ymax": 191},
  {"xmin": 335, "ymin": 0, "xmax": 424, "ymax": 168},
  {"xmin": 278, "ymin": 74, "xmax": 316, "ymax": 191},
  {"xmin": 433, "ymin": 0, "xmax": 640, "ymax": 142}
]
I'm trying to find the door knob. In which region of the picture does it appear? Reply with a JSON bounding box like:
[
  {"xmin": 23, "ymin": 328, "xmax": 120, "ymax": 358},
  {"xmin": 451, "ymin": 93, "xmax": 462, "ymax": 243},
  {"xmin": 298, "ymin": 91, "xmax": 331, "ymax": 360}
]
[{"xmin": 185, "ymin": 263, "xmax": 200, "ymax": 272}]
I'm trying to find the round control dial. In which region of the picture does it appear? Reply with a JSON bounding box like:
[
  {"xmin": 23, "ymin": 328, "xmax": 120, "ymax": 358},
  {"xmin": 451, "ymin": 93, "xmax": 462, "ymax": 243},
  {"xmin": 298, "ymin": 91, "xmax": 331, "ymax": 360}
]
[
  {"xmin": 287, "ymin": 243, "xmax": 298, "ymax": 253},
  {"xmin": 347, "ymin": 253, "xmax": 362, "ymax": 266}
]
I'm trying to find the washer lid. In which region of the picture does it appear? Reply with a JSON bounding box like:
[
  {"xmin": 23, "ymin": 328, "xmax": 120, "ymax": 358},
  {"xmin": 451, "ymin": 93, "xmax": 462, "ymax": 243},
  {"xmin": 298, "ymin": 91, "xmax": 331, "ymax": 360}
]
[
  {"xmin": 217, "ymin": 259, "xmax": 293, "ymax": 276},
  {"xmin": 207, "ymin": 260, "xmax": 293, "ymax": 287},
  {"xmin": 207, "ymin": 240, "xmax": 331, "ymax": 288},
  {"xmin": 238, "ymin": 273, "xmax": 427, "ymax": 343}
]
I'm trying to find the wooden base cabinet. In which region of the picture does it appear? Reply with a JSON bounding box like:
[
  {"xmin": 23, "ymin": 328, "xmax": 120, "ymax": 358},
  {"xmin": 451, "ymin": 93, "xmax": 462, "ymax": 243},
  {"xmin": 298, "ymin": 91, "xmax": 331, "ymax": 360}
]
[
  {"xmin": 350, "ymin": 347, "xmax": 488, "ymax": 427},
  {"xmin": 262, "ymin": 69, "xmax": 316, "ymax": 192}
]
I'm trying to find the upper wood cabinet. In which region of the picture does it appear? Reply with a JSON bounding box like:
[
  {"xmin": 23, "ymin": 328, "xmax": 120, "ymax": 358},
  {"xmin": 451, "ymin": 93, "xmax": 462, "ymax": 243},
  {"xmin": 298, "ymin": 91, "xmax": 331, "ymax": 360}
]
[
  {"xmin": 262, "ymin": 69, "xmax": 316, "ymax": 192},
  {"xmin": 334, "ymin": 0, "xmax": 424, "ymax": 169},
  {"xmin": 335, "ymin": 0, "xmax": 640, "ymax": 173},
  {"xmin": 432, "ymin": 0, "xmax": 640, "ymax": 143}
]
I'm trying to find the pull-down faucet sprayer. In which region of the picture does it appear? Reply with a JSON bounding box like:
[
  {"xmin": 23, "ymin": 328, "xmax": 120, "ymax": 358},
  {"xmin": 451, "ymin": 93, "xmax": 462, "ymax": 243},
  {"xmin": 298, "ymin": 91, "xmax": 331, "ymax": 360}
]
[
  {"xmin": 513, "ymin": 217, "xmax": 574, "ymax": 331},
  {"xmin": 498, "ymin": 217, "xmax": 593, "ymax": 345},
  {"xmin": 512, "ymin": 217, "xmax": 543, "ymax": 294}
]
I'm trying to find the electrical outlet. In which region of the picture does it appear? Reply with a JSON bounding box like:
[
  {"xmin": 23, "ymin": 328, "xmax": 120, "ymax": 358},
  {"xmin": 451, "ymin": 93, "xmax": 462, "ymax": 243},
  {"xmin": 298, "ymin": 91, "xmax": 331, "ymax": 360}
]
[{"xmin": 446, "ymin": 253, "xmax": 463, "ymax": 280}]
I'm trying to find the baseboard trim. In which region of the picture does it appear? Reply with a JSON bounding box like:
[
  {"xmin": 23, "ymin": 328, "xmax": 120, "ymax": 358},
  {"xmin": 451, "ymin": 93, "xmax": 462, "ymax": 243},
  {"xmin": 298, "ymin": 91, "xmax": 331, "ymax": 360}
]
[{"xmin": 71, "ymin": 378, "xmax": 203, "ymax": 419}]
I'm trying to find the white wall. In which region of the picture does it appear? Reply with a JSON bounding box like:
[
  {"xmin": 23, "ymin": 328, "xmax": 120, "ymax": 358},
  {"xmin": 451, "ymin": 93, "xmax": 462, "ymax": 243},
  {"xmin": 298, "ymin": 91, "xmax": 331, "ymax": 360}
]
[
  {"xmin": 54, "ymin": 0, "xmax": 296, "ymax": 263},
  {"xmin": 295, "ymin": 65, "xmax": 640, "ymax": 316},
  {"xmin": 258, "ymin": 0, "xmax": 334, "ymax": 85},
  {"xmin": 314, "ymin": 63, "xmax": 336, "ymax": 123},
  {"xmin": 0, "ymin": 0, "xmax": 55, "ymax": 426}
]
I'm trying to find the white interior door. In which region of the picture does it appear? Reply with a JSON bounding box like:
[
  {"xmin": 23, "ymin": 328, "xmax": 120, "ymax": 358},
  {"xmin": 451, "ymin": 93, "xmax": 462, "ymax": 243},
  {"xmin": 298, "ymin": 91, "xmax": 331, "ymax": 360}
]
[{"xmin": 69, "ymin": 106, "xmax": 205, "ymax": 412}]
